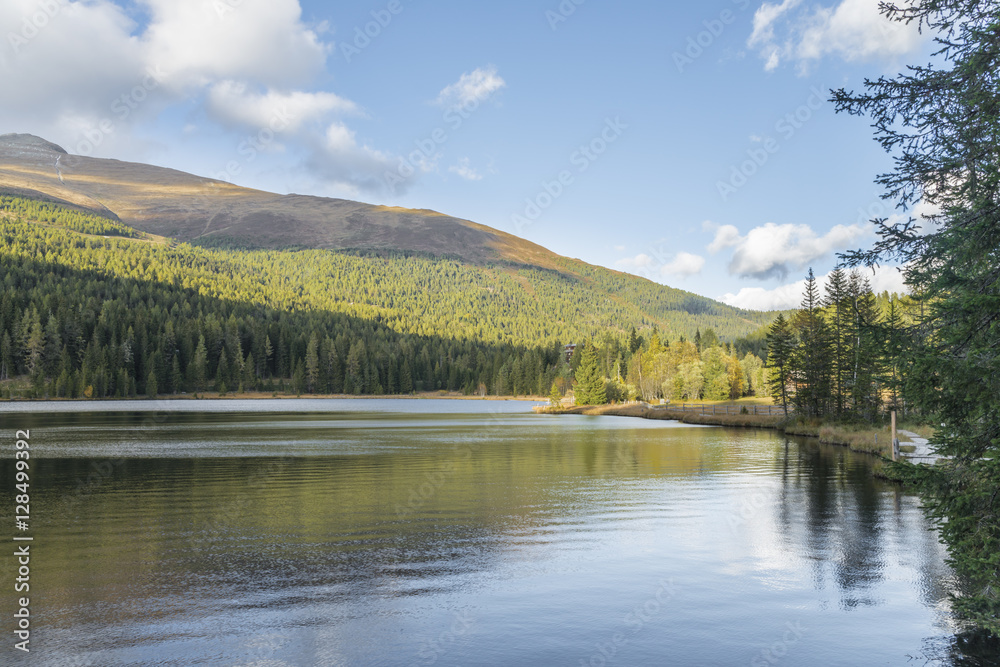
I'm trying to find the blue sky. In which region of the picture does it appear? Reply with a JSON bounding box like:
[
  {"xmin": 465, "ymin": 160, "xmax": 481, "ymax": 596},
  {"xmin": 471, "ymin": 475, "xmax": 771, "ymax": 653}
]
[{"xmin": 0, "ymin": 0, "xmax": 935, "ymax": 309}]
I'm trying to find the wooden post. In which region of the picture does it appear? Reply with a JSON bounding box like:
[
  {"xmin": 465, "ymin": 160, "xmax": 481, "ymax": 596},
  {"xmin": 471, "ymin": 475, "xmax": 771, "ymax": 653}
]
[{"xmin": 891, "ymin": 410, "xmax": 898, "ymax": 462}]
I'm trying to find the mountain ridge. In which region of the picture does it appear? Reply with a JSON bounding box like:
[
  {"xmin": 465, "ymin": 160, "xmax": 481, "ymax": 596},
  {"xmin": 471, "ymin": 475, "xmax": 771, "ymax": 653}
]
[
  {"xmin": 0, "ymin": 132, "xmax": 572, "ymax": 270},
  {"xmin": 0, "ymin": 133, "xmax": 775, "ymax": 342}
]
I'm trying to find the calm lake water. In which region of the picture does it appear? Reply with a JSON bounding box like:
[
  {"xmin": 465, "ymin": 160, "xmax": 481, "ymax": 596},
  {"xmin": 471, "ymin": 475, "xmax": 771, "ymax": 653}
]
[{"xmin": 0, "ymin": 399, "xmax": 987, "ymax": 665}]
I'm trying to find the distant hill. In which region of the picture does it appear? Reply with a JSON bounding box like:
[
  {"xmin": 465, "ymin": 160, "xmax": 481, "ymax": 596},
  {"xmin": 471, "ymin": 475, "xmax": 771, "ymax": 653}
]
[
  {"xmin": 0, "ymin": 133, "xmax": 775, "ymax": 342},
  {"xmin": 0, "ymin": 133, "xmax": 564, "ymax": 268}
]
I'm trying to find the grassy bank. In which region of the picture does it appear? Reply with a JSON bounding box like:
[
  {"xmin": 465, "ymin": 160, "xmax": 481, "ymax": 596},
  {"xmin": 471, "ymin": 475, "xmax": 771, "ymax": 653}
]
[
  {"xmin": 537, "ymin": 404, "xmax": 932, "ymax": 460},
  {"xmin": 534, "ymin": 404, "xmax": 784, "ymax": 428}
]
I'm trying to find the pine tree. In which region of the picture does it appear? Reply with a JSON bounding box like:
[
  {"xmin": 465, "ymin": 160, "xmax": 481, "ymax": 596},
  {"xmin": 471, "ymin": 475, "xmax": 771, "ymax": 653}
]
[
  {"xmin": 43, "ymin": 315, "xmax": 61, "ymax": 376},
  {"xmin": 793, "ymin": 269, "xmax": 832, "ymax": 417},
  {"xmin": 846, "ymin": 271, "xmax": 882, "ymax": 420},
  {"xmin": 23, "ymin": 309, "xmax": 44, "ymax": 377},
  {"xmin": 171, "ymin": 356, "xmax": 183, "ymax": 393},
  {"xmin": 146, "ymin": 369, "xmax": 158, "ymax": 399},
  {"xmin": 574, "ymin": 344, "xmax": 607, "ymax": 405},
  {"xmin": 766, "ymin": 313, "xmax": 795, "ymax": 415},
  {"xmin": 882, "ymin": 297, "xmax": 905, "ymax": 412},
  {"xmin": 549, "ymin": 381, "xmax": 562, "ymax": 407},
  {"xmin": 0, "ymin": 332, "xmax": 12, "ymax": 380},
  {"xmin": 189, "ymin": 335, "xmax": 208, "ymax": 389},
  {"xmin": 216, "ymin": 348, "xmax": 229, "ymax": 392},
  {"xmin": 263, "ymin": 335, "xmax": 274, "ymax": 378},
  {"xmin": 824, "ymin": 267, "xmax": 850, "ymax": 417},
  {"xmin": 400, "ymin": 359, "xmax": 413, "ymax": 394},
  {"xmin": 627, "ymin": 326, "xmax": 640, "ymax": 354},
  {"xmin": 833, "ymin": 0, "xmax": 1000, "ymax": 633},
  {"xmin": 305, "ymin": 332, "xmax": 320, "ymax": 393},
  {"xmin": 291, "ymin": 359, "xmax": 305, "ymax": 396},
  {"xmin": 243, "ymin": 353, "xmax": 256, "ymax": 392}
]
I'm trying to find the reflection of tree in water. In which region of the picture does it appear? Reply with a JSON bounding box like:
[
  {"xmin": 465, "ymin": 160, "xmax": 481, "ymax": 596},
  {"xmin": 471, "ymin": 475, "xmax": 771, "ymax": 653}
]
[{"xmin": 775, "ymin": 437, "xmax": 951, "ymax": 611}]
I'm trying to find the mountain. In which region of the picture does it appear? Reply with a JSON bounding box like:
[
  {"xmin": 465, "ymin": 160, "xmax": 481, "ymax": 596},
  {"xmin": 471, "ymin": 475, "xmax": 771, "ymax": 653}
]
[
  {"xmin": 0, "ymin": 133, "xmax": 774, "ymax": 344},
  {"xmin": 0, "ymin": 133, "xmax": 561, "ymax": 268}
]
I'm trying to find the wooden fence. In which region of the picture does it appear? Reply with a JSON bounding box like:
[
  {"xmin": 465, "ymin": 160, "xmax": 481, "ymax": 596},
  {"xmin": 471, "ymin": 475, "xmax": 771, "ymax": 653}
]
[{"xmin": 649, "ymin": 403, "xmax": 790, "ymax": 417}]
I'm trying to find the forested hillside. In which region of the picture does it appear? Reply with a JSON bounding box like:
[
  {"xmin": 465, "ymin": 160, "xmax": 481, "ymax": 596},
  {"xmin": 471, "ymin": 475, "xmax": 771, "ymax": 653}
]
[{"xmin": 0, "ymin": 196, "xmax": 773, "ymax": 399}]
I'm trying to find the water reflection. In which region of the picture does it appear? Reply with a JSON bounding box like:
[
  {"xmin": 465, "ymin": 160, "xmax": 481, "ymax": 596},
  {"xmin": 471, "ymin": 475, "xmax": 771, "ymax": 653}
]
[{"xmin": 0, "ymin": 404, "xmax": 988, "ymax": 665}]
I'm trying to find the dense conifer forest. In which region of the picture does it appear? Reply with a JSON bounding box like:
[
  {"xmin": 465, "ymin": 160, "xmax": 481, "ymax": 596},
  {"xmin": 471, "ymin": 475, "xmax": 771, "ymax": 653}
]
[
  {"xmin": 0, "ymin": 195, "xmax": 772, "ymax": 399},
  {"xmin": 764, "ymin": 267, "xmax": 917, "ymax": 420}
]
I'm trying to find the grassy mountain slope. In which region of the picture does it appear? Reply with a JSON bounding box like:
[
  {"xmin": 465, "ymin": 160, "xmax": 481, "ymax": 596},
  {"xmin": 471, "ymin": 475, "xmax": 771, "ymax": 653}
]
[{"xmin": 0, "ymin": 133, "xmax": 774, "ymax": 343}]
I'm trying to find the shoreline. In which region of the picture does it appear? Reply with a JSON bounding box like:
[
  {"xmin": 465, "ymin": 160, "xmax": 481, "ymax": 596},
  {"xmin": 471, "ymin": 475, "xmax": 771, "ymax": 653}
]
[
  {"xmin": 0, "ymin": 391, "xmax": 548, "ymax": 404},
  {"xmin": 536, "ymin": 404, "xmax": 932, "ymax": 469}
]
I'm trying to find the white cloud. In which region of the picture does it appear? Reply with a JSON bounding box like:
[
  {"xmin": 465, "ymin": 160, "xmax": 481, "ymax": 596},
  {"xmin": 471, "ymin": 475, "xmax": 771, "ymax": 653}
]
[
  {"xmin": 764, "ymin": 50, "xmax": 781, "ymax": 71},
  {"xmin": 448, "ymin": 158, "xmax": 483, "ymax": 181},
  {"xmin": 721, "ymin": 265, "xmax": 908, "ymax": 311},
  {"xmin": 207, "ymin": 81, "xmax": 358, "ymax": 132},
  {"xmin": 617, "ymin": 251, "xmax": 705, "ymax": 279},
  {"xmin": 748, "ymin": 0, "xmax": 925, "ymax": 72},
  {"xmin": 721, "ymin": 282, "xmax": 807, "ymax": 312},
  {"xmin": 436, "ymin": 66, "xmax": 506, "ymax": 108},
  {"xmin": 662, "ymin": 252, "xmax": 706, "ymax": 278},
  {"xmin": 0, "ymin": 1, "xmax": 148, "ymax": 124},
  {"xmin": 0, "ymin": 0, "xmax": 325, "ymax": 127},
  {"xmin": 304, "ymin": 122, "xmax": 400, "ymax": 195},
  {"xmin": 722, "ymin": 222, "xmax": 869, "ymax": 280},
  {"xmin": 141, "ymin": 0, "xmax": 327, "ymax": 89},
  {"xmin": 708, "ymin": 224, "xmax": 742, "ymax": 253},
  {"xmin": 616, "ymin": 253, "xmax": 654, "ymax": 269},
  {"xmin": 748, "ymin": 0, "xmax": 803, "ymax": 50},
  {"xmin": 0, "ymin": 0, "xmax": 413, "ymax": 195}
]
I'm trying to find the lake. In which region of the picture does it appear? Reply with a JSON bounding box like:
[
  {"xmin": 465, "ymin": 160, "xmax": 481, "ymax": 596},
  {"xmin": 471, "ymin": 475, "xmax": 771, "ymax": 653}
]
[{"xmin": 0, "ymin": 399, "xmax": 982, "ymax": 665}]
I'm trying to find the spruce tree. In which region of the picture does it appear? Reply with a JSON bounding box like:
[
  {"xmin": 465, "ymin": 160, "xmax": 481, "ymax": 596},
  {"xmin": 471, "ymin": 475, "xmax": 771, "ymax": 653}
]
[
  {"xmin": 305, "ymin": 332, "xmax": 320, "ymax": 393},
  {"xmin": 833, "ymin": 0, "xmax": 1000, "ymax": 634},
  {"xmin": 824, "ymin": 267, "xmax": 850, "ymax": 417},
  {"xmin": 792, "ymin": 269, "xmax": 833, "ymax": 417},
  {"xmin": 189, "ymin": 335, "xmax": 208, "ymax": 389},
  {"xmin": 765, "ymin": 313, "xmax": 795, "ymax": 415},
  {"xmin": 574, "ymin": 344, "xmax": 607, "ymax": 406},
  {"xmin": 846, "ymin": 271, "xmax": 882, "ymax": 420}
]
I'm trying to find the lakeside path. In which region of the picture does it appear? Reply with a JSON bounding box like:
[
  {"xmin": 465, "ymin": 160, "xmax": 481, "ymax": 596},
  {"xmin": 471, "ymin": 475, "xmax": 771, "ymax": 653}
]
[{"xmin": 899, "ymin": 429, "xmax": 946, "ymax": 465}]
